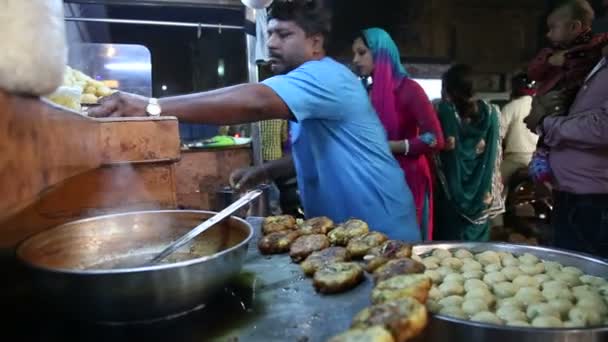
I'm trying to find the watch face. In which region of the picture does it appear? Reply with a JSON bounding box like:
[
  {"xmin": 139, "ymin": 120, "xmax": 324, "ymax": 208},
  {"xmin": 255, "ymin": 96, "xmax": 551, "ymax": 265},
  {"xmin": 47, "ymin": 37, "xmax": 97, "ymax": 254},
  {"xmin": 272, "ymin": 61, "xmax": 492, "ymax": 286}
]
[{"xmin": 147, "ymin": 104, "xmax": 161, "ymax": 116}]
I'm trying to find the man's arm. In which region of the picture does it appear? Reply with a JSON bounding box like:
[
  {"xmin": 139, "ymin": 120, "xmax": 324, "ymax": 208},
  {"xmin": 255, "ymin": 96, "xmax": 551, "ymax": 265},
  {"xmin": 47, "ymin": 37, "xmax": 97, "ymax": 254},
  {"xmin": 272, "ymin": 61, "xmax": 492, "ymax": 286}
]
[
  {"xmin": 230, "ymin": 154, "xmax": 296, "ymax": 190},
  {"xmin": 543, "ymin": 101, "xmax": 608, "ymax": 149},
  {"xmin": 89, "ymin": 84, "xmax": 292, "ymax": 124}
]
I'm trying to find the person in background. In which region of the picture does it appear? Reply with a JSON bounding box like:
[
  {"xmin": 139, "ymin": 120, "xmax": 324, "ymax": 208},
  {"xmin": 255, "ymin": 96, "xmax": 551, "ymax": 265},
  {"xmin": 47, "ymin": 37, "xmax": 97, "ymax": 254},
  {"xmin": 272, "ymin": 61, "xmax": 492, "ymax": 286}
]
[
  {"xmin": 525, "ymin": 46, "xmax": 608, "ymax": 258},
  {"xmin": 527, "ymin": 0, "xmax": 608, "ymax": 185},
  {"xmin": 261, "ymin": 119, "xmax": 289, "ymax": 214},
  {"xmin": 352, "ymin": 28, "xmax": 444, "ymax": 240},
  {"xmin": 500, "ymin": 73, "xmax": 539, "ymax": 187},
  {"xmin": 434, "ymin": 64, "xmax": 503, "ymax": 242},
  {"xmin": 90, "ymin": 0, "xmax": 421, "ymax": 242}
]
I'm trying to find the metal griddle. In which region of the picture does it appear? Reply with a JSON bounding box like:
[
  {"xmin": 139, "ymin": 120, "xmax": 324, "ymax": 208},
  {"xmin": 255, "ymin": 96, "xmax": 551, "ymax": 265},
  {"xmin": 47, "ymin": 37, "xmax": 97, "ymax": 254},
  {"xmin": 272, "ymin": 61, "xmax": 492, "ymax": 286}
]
[{"xmin": 3, "ymin": 218, "xmax": 374, "ymax": 342}]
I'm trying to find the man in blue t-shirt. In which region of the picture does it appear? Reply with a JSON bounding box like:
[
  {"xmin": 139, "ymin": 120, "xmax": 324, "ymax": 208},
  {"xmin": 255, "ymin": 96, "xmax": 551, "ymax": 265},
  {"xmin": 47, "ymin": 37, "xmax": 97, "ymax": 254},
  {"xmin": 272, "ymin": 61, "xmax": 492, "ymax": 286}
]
[{"xmin": 89, "ymin": 0, "xmax": 420, "ymax": 241}]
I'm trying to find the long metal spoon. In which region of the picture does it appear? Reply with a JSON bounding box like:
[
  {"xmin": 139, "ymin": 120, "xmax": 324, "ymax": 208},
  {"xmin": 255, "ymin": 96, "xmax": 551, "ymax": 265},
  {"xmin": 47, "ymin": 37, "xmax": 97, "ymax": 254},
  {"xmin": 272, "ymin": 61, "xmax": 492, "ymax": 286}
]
[{"xmin": 145, "ymin": 189, "xmax": 263, "ymax": 266}]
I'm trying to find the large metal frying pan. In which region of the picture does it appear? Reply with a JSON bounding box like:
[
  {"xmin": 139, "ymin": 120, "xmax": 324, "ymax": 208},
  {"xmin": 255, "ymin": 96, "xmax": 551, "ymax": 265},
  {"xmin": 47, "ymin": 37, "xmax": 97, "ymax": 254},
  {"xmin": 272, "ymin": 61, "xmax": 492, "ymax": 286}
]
[{"xmin": 16, "ymin": 210, "xmax": 253, "ymax": 323}]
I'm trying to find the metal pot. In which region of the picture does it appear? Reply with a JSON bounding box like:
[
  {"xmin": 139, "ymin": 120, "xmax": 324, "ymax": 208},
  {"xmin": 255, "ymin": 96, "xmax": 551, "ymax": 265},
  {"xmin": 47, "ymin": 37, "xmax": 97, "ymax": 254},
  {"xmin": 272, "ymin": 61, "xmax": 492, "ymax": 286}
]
[
  {"xmin": 412, "ymin": 242, "xmax": 608, "ymax": 342},
  {"xmin": 16, "ymin": 210, "xmax": 253, "ymax": 323}
]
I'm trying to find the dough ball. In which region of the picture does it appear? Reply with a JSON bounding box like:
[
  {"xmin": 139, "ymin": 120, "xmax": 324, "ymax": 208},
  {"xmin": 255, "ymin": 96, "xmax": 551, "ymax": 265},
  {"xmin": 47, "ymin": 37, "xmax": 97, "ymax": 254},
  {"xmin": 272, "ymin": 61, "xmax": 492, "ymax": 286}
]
[
  {"xmin": 532, "ymin": 316, "xmax": 563, "ymax": 328},
  {"xmin": 553, "ymin": 272, "xmax": 582, "ymax": 287},
  {"xmin": 470, "ymin": 312, "xmax": 503, "ymax": 325},
  {"xmin": 485, "ymin": 263, "xmax": 502, "ymax": 273},
  {"xmin": 432, "ymin": 248, "xmax": 452, "ymax": 260},
  {"xmin": 424, "ymin": 270, "xmax": 443, "ymax": 285},
  {"xmin": 502, "ymin": 266, "xmax": 524, "ymax": 281},
  {"xmin": 438, "ymin": 295, "xmax": 465, "ymax": 308},
  {"xmin": 569, "ymin": 307, "xmax": 602, "ymax": 326},
  {"xmin": 428, "ymin": 286, "xmax": 442, "ymax": 301},
  {"xmin": 580, "ymin": 275, "xmax": 607, "ymax": 287},
  {"xmin": 533, "ymin": 274, "xmax": 552, "ymax": 286},
  {"xmin": 465, "ymin": 288, "xmax": 495, "ymax": 306},
  {"xmin": 422, "ymin": 256, "xmax": 441, "ymax": 265},
  {"xmin": 542, "ymin": 287, "xmax": 574, "ymax": 301},
  {"xmin": 441, "ymin": 257, "xmax": 464, "ymax": 270},
  {"xmin": 542, "ymin": 280, "xmax": 568, "ymax": 291},
  {"xmin": 577, "ymin": 297, "xmax": 608, "ymax": 315},
  {"xmin": 443, "ymin": 273, "xmax": 465, "ymax": 284},
  {"xmin": 439, "ymin": 281, "xmax": 465, "ymax": 297},
  {"xmin": 518, "ymin": 253, "xmax": 539, "ymax": 266},
  {"xmin": 462, "ymin": 270, "xmax": 484, "ymax": 280},
  {"xmin": 548, "ymin": 298, "xmax": 574, "ymax": 318},
  {"xmin": 562, "ymin": 266, "xmax": 584, "ymax": 277},
  {"xmin": 454, "ymin": 249, "xmax": 474, "ymax": 259},
  {"xmin": 422, "ymin": 260, "xmax": 439, "ymax": 270},
  {"xmin": 526, "ymin": 303, "xmax": 560, "ymax": 320},
  {"xmin": 439, "ymin": 306, "xmax": 467, "ymax": 319},
  {"xmin": 464, "ymin": 279, "xmax": 489, "ymax": 292},
  {"xmin": 493, "ymin": 282, "xmax": 518, "ymax": 299},
  {"xmin": 513, "ymin": 275, "xmax": 540, "ymax": 289},
  {"xmin": 497, "ymin": 297, "xmax": 524, "ymax": 310},
  {"xmin": 436, "ymin": 266, "xmax": 455, "ymax": 278},
  {"xmin": 542, "ymin": 261, "xmax": 562, "ymax": 273},
  {"xmin": 483, "ymin": 271, "xmax": 507, "ymax": 286},
  {"xmin": 462, "ymin": 260, "xmax": 483, "ymax": 272},
  {"xmin": 502, "ymin": 256, "xmax": 520, "ymax": 267},
  {"xmin": 515, "ymin": 287, "xmax": 543, "ymax": 305},
  {"xmin": 519, "ymin": 262, "xmax": 545, "ymax": 276},
  {"xmin": 496, "ymin": 306, "xmax": 527, "ymax": 322},
  {"xmin": 563, "ymin": 320, "xmax": 586, "ymax": 328},
  {"xmin": 462, "ymin": 298, "xmax": 489, "ymax": 316},
  {"xmin": 476, "ymin": 251, "xmax": 501, "ymax": 266}
]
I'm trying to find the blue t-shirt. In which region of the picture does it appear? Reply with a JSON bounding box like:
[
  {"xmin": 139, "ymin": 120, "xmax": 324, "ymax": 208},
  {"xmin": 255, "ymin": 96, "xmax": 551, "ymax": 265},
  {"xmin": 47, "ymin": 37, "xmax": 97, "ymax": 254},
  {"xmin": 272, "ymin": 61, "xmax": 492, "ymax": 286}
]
[{"xmin": 263, "ymin": 57, "xmax": 420, "ymax": 242}]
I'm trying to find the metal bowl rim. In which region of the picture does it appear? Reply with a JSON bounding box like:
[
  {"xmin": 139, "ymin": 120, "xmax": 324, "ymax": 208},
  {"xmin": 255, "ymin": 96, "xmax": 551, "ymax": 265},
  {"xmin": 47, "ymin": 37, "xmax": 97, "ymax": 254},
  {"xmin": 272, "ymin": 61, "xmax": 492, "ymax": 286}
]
[
  {"xmin": 414, "ymin": 241, "xmax": 608, "ymax": 333},
  {"xmin": 15, "ymin": 210, "xmax": 254, "ymax": 275}
]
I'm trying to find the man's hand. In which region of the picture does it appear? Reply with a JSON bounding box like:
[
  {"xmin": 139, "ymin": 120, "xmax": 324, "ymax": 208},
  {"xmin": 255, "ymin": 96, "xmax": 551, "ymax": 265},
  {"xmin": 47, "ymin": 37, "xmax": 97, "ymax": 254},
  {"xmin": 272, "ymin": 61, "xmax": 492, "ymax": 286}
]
[
  {"xmin": 87, "ymin": 92, "xmax": 148, "ymax": 118},
  {"xmin": 230, "ymin": 166, "xmax": 270, "ymax": 190},
  {"xmin": 524, "ymin": 91, "xmax": 566, "ymax": 132},
  {"xmin": 548, "ymin": 51, "xmax": 567, "ymax": 67}
]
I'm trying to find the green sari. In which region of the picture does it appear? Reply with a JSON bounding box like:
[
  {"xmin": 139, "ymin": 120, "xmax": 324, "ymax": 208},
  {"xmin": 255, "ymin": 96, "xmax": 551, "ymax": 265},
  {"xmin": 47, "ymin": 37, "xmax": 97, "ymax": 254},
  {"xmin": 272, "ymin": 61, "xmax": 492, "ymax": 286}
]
[{"xmin": 434, "ymin": 100, "xmax": 499, "ymax": 241}]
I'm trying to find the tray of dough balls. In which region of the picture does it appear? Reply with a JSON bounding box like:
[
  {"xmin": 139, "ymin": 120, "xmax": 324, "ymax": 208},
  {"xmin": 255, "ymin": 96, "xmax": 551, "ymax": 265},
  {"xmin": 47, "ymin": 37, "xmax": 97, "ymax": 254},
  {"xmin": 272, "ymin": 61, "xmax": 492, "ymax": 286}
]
[{"xmin": 412, "ymin": 242, "xmax": 608, "ymax": 342}]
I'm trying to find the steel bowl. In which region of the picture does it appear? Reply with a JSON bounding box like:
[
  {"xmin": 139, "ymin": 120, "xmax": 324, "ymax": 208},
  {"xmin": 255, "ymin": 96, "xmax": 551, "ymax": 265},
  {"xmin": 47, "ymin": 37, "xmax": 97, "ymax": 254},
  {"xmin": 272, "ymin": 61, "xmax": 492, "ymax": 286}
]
[
  {"xmin": 412, "ymin": 242, "xmax": 608, "ymax": 342},
  {"xmin": 16, "ymin": 210, "xmax": 253, "ymax": 323}
]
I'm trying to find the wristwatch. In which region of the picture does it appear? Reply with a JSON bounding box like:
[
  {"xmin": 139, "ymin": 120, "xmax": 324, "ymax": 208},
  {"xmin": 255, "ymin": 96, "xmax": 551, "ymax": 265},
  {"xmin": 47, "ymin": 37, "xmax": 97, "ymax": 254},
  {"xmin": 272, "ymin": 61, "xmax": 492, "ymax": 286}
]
[{"xmin": 146, "ymin": 98, "xmax": 162, "ymax": 117}]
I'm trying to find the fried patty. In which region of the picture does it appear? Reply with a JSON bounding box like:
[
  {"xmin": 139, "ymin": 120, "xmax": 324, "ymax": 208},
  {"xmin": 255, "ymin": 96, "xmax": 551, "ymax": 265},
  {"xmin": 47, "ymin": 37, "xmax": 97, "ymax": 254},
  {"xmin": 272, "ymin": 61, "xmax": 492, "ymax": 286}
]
[
  {"xmin": 257, "ymin": 230, "xmax": 301, "ymax": 255},
  {"xmin": 327, "ymin": 326, "xmax": 395, "ymax": 342},
  {"xmin": 371, "ymin": 274, "xmax": 432, "ymax": 305},
  {"xmin": 328, "ymin": 219, "xmax": 370, "ymax": 246},
  {"xmin": 346, "ymin": 232, "xmax": 389, "ymax": 259},
  {"xmin": 351, "ymin": 298, "xmax": 428, "ymax": 342},
  {"xmin": 300, "ymin": 246, "xmax": 349, "ymax": 277},
  {"xmin": 289, "ymin": 234, "xmax": 330, "ymax": 262},
  {"xmin": 298, "ymin": 216, "xmax": 335, "ymax": 235},
  {"xmin": 364, "ymin": 241, "xmax": 413, "ymax": 272},
  {"xmin": 313, "ymin": 262, "xmax": 365, "ymax": 294},
  {"xmin": 372, "ymin": 258, "xmax": 426, "ymax": 284},
  {"xmin": 262, "ymin": 215, "xmax": 297, "ymax": 235}
]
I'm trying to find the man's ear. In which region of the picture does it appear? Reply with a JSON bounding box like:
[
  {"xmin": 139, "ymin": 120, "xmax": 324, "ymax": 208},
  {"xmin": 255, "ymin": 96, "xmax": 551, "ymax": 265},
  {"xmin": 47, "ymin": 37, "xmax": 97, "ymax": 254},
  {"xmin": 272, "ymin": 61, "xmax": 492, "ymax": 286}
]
[{"xmin": 311, "ymin": 33, "xmax": 325, "ymax": 54}]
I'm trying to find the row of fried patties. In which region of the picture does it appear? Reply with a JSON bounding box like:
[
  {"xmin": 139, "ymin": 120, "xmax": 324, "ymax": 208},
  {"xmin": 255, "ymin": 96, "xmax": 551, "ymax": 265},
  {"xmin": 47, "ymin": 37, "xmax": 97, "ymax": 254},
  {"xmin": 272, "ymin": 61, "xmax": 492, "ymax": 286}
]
[{"xmin": 258, "ymin": 215, "xmax": 432, "ymax": 342}]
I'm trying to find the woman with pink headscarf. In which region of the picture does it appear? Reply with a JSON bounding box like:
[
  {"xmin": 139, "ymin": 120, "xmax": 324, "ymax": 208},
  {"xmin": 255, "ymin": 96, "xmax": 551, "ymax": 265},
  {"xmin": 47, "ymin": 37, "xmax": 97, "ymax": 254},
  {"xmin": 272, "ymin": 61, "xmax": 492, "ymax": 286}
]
[{"xmin": 352, "ymin": 28, "xmax": 444, "ymax": 240}]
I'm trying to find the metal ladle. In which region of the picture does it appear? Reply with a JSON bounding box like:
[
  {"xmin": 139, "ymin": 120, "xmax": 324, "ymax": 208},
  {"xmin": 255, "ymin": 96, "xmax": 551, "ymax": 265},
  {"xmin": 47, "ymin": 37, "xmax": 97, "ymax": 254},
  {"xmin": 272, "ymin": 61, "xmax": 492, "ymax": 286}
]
[{"xmin": 144, "ymin": 189, "xmax": 263, "ymax": 266}]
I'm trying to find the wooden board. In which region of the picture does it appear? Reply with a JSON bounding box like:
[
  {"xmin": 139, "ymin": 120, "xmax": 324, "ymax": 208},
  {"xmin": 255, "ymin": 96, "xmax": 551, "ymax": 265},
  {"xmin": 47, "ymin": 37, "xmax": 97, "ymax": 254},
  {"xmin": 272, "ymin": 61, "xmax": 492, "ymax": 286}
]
[{"xmin": 175, "ymin": 147, "xmax": 252, "ymax": 210}]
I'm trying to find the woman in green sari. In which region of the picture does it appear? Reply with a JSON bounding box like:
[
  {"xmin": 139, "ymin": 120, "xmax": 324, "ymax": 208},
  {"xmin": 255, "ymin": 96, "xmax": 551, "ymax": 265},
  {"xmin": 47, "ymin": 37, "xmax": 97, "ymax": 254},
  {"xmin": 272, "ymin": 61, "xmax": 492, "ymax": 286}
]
[{"xmin": 434, "ymin": 64, "xmax": 503, "ymax": 241}]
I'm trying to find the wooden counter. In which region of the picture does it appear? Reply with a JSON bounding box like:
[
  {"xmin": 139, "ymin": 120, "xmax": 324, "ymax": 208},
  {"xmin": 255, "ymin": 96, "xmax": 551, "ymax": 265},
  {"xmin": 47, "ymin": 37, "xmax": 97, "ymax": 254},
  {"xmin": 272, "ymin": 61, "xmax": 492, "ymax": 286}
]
[
  {"xmin": 0, "ymin": 91, "xmax": 180, "ymax": 250},
  {"xmin": 175, "ymin": 146, "xmax": 252, "ymax": 210}
]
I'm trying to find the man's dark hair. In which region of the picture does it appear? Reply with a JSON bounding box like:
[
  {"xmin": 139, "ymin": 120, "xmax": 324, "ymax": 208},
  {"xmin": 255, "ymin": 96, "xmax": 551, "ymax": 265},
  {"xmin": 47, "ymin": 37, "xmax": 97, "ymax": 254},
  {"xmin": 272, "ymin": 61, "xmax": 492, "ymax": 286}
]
[
  {"xmin": 554, "ymin": 0, "xmax": 596, "ymax": 27},
  {"xmin": 268, "ymin": 0, "xmax": 332, "ymax": 48}
]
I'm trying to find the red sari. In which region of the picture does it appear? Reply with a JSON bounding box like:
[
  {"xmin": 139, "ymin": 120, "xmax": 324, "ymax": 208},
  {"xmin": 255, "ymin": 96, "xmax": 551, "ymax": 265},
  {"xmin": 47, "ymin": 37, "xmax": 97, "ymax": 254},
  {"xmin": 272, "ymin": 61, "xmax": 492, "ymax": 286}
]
[{"xmin": 376, "ymin": 78, "xmax": 445, "ymax": 240}]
